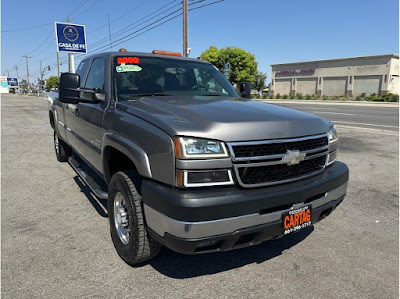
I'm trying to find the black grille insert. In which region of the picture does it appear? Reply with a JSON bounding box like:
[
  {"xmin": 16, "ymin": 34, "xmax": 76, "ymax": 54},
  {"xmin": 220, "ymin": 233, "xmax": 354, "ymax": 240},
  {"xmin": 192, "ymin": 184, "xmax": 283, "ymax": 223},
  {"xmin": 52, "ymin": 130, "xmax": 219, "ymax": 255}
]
[
  {"xmin": 237, "ymin": 156, "xmax": 326, "ymax": 185},
  {"xmin": 232, "ymin": 136, "xmax": 328, "ymax": 158}
]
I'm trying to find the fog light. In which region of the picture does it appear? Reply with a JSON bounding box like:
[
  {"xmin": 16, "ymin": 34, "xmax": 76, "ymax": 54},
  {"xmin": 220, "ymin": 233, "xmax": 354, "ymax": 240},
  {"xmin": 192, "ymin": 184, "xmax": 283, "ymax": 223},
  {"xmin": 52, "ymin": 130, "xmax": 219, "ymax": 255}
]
[{"xmin": 176, "ymin": 170, "xmax": 234, "ymax": 187}]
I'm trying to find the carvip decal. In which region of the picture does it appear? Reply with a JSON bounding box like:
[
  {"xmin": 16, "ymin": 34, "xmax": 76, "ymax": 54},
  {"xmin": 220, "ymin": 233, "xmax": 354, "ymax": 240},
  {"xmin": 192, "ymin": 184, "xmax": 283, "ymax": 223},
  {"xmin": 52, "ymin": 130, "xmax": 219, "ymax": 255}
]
[{"xmin": 117, "ymin": 57, "xmax": 140, "ymax": 65}]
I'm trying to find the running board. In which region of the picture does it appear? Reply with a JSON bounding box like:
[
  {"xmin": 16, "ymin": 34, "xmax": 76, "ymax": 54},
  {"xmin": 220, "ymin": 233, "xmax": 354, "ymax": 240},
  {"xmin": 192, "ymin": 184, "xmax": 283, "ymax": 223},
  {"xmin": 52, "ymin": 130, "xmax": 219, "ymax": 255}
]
[{"xmin": 68, "ymin": 156, "xmax": 108, "ymax": 200}]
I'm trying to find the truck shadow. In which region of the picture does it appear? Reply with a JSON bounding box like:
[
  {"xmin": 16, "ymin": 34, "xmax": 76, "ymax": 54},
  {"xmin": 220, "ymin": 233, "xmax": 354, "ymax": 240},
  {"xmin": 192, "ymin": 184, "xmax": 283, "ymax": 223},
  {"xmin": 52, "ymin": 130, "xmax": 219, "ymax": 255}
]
[
  {"xmin": 149, "ymin": 226, "xmax": 314, "ymax": 279},
  {"xmin": 73, "ymin": 176, "xmax": 108, "ymax": 218}
]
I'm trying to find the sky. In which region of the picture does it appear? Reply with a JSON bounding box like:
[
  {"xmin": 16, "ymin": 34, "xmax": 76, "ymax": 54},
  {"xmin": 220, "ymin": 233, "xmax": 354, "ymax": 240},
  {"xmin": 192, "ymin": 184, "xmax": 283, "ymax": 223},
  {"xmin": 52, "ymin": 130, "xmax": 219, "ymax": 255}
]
[{"xmin": 1, "ymin": 0, "xmax": 399, "ymax": 83}]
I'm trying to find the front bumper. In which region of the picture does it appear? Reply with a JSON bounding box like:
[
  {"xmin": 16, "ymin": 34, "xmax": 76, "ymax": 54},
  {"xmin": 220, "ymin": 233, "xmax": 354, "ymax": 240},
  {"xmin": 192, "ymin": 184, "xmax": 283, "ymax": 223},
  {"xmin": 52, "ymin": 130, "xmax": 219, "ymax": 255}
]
[
  {"xmin": 147, "ymin": 195, "xmax": 345, "ymax": 254},
  {"xmin": 141, "ymin": 161, "xmax": 349, "ymax": 254}
]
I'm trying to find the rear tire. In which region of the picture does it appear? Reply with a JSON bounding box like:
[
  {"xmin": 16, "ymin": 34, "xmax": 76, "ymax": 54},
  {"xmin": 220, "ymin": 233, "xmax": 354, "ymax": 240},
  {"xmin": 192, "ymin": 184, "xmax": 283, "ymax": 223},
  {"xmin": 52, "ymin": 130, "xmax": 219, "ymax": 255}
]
[
  {"xmin": 54, "ymin": 131, "xmax": 72, "ymax": 162},
  {"xmin": 108, "ymin": 170, "xmax": 161, "ymax": 265}
]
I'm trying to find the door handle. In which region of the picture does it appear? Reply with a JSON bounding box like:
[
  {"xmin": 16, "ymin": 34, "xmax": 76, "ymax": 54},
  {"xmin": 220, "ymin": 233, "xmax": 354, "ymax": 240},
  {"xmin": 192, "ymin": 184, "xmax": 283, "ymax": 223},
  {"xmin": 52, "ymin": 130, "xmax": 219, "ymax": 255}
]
[{"xmin": 75, "ymin": 108, "xmax": 80, "ymax": 116}]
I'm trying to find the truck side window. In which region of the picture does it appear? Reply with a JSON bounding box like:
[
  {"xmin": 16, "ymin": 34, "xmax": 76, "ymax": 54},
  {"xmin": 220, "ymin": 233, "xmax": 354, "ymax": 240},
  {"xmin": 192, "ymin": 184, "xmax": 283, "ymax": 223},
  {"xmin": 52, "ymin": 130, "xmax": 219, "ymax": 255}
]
[
  {"xmin": 75, "ymin": 60, "xmax": 90, "ymax": 87},
  {"xmin": 85, "ymin": 58, "xmax": 105, "ymax": 92}
]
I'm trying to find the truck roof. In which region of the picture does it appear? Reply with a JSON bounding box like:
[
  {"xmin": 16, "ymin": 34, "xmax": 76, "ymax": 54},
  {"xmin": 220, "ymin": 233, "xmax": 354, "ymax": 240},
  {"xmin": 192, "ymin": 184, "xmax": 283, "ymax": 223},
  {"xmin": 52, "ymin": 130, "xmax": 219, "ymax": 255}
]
[{"xmin": 82, "ymin": 51, "xmax": 210, "ymax": 64}]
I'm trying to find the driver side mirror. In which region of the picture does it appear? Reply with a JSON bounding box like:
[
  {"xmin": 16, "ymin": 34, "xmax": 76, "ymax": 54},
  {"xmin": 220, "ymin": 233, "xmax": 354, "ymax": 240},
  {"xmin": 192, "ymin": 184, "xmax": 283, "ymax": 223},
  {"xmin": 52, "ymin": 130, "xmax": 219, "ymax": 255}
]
[
  {"xmin": 59, "ymin": 73, "xmax": 80, "ymax": 104},
  {"xmin": 239, "ymin": 82, "xmax": 251, "ymax": 98}
]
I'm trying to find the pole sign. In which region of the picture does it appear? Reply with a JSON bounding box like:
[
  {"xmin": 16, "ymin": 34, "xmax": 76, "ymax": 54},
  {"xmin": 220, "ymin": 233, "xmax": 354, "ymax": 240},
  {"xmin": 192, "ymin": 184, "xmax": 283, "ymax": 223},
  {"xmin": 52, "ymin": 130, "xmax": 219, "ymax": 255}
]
[
  {"xmin": 55, "ymin": 22, "xmax": 87, "ymax": 54},
  {"xmin": 224, "ymin": 63, "xmax": 230, "ymax": 80},
  {"xmin": 0, "ymin": 76, "xmax": 9, "ymax": 88},
  {"xmin": 7, "ymin": 78, "xmax": 18, "ymax": 86}
]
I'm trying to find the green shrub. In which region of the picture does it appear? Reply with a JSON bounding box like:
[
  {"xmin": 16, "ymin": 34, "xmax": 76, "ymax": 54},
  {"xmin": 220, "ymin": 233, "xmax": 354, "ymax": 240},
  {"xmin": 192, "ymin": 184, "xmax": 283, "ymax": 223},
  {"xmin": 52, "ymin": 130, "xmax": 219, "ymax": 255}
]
[
  {"xmin": 305, "ymin": 94, "xmax": 312, "ymax": 100},
  {"xmin": 289, "ymin": 93, "xmax": 295, "ymax": 99},
  {"xmin": 275, "ymin": 93, "xmax": 281, "ymax": 99},
  {"xmin": 262, "ymin": 94, "xmax": 268, "ymax": 99},
  {"xmin": 281, "ymin": 94, "xmax": 288, "ymax": 99},
  {"xmin": 268, "ymin": 94, "xmax": 274, "ymax": 99},
  {"xmin": 382, "ymin": 93, "xmax": 399, "ymax": 102},
  {"xmin": 296, "ymin": 93, "xmax": 303, "ymax": 99}
]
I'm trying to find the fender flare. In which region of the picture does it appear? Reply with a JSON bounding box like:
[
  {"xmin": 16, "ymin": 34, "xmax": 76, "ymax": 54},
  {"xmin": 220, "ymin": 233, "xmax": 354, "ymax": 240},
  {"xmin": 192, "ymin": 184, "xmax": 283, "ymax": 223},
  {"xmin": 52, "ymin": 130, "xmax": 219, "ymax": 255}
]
[{"xmin": 102, "ymin": 132, "xmax": 152, "ymax": 183}]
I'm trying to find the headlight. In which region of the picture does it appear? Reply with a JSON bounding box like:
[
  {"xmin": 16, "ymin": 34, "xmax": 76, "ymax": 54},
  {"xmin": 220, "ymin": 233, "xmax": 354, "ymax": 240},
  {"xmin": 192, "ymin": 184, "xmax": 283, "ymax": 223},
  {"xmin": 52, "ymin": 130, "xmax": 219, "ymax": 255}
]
[
  {"xmin": 173, "ymin": 137, "xmax": 229, "ymax": 159},
  {"xmin": 328, "ymin": 125, "xmax": 338, "ymax": 143}
]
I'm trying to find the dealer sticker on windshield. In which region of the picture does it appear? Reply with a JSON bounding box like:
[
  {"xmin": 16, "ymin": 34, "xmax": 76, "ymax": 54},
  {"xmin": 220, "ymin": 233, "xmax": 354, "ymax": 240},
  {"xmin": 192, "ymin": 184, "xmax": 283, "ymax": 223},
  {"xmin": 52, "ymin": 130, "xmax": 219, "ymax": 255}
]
[
  {"xmin": 282, "ymin": 205, "xmax": 312, "ymax": 235},
  {"xmin": 116, "ymin": 65, "xmax": 142, "ymax": 73}
]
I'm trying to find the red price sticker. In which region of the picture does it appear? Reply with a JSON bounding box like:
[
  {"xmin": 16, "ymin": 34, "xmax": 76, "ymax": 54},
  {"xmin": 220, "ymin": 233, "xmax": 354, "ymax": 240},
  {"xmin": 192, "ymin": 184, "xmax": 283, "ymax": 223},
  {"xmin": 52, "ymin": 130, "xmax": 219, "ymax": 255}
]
[{"xmin": 117, "ymin": 57, "xmax": 140, "ymax": 65}]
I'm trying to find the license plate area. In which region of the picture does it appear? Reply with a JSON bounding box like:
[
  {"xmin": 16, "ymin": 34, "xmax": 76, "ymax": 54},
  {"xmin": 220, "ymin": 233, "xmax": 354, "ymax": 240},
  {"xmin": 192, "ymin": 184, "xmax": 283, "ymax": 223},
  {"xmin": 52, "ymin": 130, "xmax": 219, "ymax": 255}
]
[{"xmin": 282, "ymin": 205, "xmax": 312, "ymax": 235}]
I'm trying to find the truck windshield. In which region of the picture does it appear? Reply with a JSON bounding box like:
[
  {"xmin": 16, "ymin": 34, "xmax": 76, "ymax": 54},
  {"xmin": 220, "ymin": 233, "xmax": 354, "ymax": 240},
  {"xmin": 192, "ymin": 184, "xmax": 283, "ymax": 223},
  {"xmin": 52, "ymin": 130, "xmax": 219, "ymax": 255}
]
[{"xmin": 113, "ymin": 56, "xmax": 239, "ymax": 100}]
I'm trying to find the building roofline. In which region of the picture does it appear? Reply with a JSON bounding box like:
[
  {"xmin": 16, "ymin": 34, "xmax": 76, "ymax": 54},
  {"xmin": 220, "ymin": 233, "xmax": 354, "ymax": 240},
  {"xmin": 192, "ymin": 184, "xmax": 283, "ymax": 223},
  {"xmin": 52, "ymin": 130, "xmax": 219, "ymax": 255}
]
[{"xmin": 271, "ymin": 54, "xmax": 399, "ymax": 67}]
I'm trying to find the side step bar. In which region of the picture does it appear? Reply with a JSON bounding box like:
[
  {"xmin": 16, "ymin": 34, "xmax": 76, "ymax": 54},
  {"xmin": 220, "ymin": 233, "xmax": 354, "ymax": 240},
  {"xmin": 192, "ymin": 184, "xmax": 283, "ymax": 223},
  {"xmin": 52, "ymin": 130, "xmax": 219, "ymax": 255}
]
[{"xmin": 68, "ymin": 156, "xmax": 108, "ymax": 200}]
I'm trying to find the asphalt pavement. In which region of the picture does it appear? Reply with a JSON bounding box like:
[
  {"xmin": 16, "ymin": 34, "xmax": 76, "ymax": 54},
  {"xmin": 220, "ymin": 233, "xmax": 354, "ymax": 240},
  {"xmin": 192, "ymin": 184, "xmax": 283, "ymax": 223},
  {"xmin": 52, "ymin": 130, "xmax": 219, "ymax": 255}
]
[{"xmin": 1, "ymin": 94, "xmax": 399, "ymax": 298}]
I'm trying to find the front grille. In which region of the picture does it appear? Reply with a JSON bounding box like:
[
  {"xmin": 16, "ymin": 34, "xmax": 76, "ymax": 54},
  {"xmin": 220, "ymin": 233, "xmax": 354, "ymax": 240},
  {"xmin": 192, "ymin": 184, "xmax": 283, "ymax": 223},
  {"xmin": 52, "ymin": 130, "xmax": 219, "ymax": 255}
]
[
  {"xmin": 237, "ymin": 155, "xmax": 326, "ymax": 186},
  {"xmin": 229, "ymin": 134, "xmax": 329, "ymax": 187},
  {"xmin": 232, "ymin": 136, "xmax": 328, "ymax": 158}
]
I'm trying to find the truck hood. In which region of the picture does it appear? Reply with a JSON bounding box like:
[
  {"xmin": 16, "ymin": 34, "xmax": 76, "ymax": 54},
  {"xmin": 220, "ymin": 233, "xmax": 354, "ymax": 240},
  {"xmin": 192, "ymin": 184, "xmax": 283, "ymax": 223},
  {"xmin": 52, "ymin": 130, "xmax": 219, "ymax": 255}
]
[{"xmin": 116, "ymin": 96, "xmax": 332, "ymax": 142}]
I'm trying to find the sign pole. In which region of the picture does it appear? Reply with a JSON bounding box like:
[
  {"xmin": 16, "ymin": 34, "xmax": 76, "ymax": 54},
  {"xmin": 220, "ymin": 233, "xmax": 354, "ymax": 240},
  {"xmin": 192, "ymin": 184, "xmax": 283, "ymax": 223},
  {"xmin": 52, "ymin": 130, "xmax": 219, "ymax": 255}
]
[
  {"xmin": 57, "ymin": 52, "xmax": 60, "ymax": 77},
  {"xmin": 71, "ymin": 55, "xmax": 75, "ymax": 73},
  {"xmin": 66, "ymin": 18, "xmax": 71, "ymax": 73}
]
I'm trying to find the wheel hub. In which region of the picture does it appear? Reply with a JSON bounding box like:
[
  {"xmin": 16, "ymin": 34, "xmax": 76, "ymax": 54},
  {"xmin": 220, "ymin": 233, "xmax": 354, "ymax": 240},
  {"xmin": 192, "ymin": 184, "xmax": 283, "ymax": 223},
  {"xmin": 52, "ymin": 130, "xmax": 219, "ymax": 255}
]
[
  {"xmin": 113, "ymin": 192, "xmax": 130, "ymax": 244},
  {"xmin": 54, "ymin": 134, "xmax": 59, "ymax": 154}
]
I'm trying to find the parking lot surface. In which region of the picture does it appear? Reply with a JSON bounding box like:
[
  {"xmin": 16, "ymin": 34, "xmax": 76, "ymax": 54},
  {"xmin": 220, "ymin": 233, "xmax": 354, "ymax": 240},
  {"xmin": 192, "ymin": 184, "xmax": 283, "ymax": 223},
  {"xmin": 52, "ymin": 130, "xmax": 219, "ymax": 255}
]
[{"xmin": 2, "ymin": 94, "xmax": 398, "ymax": 298}]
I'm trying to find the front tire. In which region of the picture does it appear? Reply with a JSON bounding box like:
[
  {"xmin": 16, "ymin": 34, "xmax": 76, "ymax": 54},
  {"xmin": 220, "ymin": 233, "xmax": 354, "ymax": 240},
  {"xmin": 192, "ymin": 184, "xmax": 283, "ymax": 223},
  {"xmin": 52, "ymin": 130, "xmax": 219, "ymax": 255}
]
[
  {"xmin": 108, "ymin": 171, "xmax": 161, "ymax": 265},
  {"xmin": 54, "ymin": 131, "xmax": 72, "ymax": 162}
]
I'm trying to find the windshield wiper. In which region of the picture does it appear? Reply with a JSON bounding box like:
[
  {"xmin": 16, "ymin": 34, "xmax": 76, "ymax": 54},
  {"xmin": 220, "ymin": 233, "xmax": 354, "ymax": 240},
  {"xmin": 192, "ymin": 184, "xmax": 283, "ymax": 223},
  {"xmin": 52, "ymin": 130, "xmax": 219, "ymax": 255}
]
[
  {"xmin": 131, "ymin": 93, "xmax": 171, "ymax": 97},
  {"xmin": 201, "ymin": 93, "xmax": 224, "ymax": 96}
]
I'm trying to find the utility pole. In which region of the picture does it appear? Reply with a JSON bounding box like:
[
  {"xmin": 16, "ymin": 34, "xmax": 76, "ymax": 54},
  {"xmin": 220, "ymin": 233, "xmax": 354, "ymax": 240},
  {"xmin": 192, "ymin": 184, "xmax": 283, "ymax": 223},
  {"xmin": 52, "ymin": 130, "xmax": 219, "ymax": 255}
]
[
  {"xmin": 183, "ymin": 0, "xmax": 188, "ymax": 57},
  {"xmin": 22, "ymin": 54, "xmax": 31, "ymax": 87},
  {"xmin": 108, "ymin": 13, "xmax": 113, "ymax": 51},
  {"xmin": 39, "ymin": 61, "xmax": 43, "ymax": 90},
  {"xmin": 6, "ymin": 69, "xmax": 10, "ymax": 77},
  {"xmin": 14, "ymin": 65, "xmax": 19, "ymax": 79}
]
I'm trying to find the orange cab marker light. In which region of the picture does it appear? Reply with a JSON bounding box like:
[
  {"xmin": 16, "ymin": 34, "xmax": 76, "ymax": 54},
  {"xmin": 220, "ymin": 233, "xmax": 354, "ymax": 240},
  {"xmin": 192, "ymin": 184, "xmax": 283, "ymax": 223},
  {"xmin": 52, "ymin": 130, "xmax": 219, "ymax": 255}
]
[
  {"xmin": 152, "ymin": 50, "xmax": 182, "ymax": 57},
  {"xmin": 119, "ymin": 48, "xmax": 127, "ymax": 52},
  {"xmin": 173, "ymin": 137, "xmax": 183, "ymax": 158},
  {"xmin": 197, "ymin": 57, "xmax": 204, "ymax": 60}
]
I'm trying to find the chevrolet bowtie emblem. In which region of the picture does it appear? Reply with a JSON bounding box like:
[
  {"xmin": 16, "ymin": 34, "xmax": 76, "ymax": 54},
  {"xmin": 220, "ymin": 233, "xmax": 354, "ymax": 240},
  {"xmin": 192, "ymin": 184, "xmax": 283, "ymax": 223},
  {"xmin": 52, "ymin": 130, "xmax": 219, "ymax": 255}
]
[{"xmin": 282, "ymin": 150, "xmax": 306, "ymax": 166}]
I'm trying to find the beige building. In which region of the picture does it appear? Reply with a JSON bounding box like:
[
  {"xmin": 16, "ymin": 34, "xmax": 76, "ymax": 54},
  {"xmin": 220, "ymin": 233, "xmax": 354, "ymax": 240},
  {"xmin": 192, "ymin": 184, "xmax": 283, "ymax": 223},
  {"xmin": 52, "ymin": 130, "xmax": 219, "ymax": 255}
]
[{"xmin": 270, "ymin": 54, "xmax": 399, "ymax": 97}]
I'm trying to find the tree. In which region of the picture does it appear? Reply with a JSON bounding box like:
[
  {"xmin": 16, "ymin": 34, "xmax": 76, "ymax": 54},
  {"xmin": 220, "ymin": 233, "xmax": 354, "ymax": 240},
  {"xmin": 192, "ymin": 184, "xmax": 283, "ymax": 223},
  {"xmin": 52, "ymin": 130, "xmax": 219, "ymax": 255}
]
[
  {"xmin": 19, "ymin": 79, "xmax": 28, "ymax": 90},
  {"xmin": 46, "ymin": 76, "xmax": 60, "ymax": 90},
  {"xmin": 252, "ymin": 71, "xmax": 267, "ymax": 93},
  {"xmin": 200, "ymin": 46, "xmax": 258, "ymax": 84}
]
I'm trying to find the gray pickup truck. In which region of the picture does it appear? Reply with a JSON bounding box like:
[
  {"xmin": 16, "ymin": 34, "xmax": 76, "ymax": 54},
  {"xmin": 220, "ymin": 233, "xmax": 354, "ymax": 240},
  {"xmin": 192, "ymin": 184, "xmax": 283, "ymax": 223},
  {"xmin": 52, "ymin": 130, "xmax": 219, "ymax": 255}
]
[{"xmin": 49, "ymin": 49, "xmax": 349, "ymax": 265}]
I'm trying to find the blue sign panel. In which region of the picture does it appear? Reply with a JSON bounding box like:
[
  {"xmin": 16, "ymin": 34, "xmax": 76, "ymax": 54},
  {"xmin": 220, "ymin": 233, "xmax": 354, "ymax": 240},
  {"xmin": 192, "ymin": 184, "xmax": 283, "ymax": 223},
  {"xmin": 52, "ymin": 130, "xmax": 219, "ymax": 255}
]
[
  {"xmin": 7, "ymin": 78, "xmax": 18, "ymax": 86},
  {"xmin": 55, "ymin": 22, "xmax": 87, "ymax": 54}
]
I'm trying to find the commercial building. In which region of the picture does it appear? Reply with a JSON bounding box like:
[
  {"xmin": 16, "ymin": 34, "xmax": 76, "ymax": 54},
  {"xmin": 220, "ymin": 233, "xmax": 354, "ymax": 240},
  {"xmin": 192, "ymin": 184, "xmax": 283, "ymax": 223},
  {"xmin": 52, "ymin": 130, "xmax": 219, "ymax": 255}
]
[{"xmin": 270, "ymin": 54, "xmax": 399, "ymax": 97}]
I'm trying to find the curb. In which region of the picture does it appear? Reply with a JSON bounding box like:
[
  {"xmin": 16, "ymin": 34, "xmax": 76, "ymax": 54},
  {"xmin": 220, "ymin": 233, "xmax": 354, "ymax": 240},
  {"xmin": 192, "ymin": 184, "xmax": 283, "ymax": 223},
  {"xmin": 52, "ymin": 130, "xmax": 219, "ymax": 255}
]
[{"xmin": 257, "ymin": 99, "xmax": 399, "ymax": 108}]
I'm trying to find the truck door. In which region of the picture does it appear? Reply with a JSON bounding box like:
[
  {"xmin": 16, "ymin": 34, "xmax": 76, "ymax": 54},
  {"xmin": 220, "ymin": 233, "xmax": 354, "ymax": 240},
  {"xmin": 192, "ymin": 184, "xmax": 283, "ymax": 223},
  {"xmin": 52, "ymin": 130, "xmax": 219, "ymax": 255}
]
[
  {"xmin": 63, "ymin": 59, "xmax": 90, "ymax": 150},
  {"xmin": 72, "ymin": 57, "xmax": 107, "ymax": 173}
]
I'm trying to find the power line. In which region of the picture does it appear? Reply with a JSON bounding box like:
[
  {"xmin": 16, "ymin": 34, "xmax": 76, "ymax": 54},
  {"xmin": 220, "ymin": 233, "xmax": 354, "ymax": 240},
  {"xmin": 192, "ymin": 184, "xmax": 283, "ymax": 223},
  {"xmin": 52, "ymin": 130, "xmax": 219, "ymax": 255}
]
[
  {"xmin": 66, "ymin": 0, "xmax": 91, "ymax": 19},
  {"xmin": 88, "ymin": 0, "xmax": 179, "ymax": 49},
  {"xmin": 87, "ymin": 0, "xmax": 152, "ymax": 33},
  {"xmin": 70, "ymin": 0, "xmax": 103, "ymax": 20},
  {"xmin": 91, "ymin": 0, "xmax": 223, "ymax": 54},
  {"xmin": 1, "ymin": 22, "xmax": 53, "ymax": 33},
  {"xmin": 89, "ymin": 8, "xmax": 182, "ymax": 54},
  {"xmin": 189, "ymin": 0, "xmax": 224, "ymax": 11}
]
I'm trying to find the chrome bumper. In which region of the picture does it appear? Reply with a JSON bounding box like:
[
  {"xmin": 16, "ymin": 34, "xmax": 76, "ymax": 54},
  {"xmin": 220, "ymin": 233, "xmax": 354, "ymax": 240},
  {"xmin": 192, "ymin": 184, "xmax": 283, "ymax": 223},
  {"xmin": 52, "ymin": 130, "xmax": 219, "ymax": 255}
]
[{"xmin": 144, "ymin": 183, "xmax": 347, "ymax": 239}]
